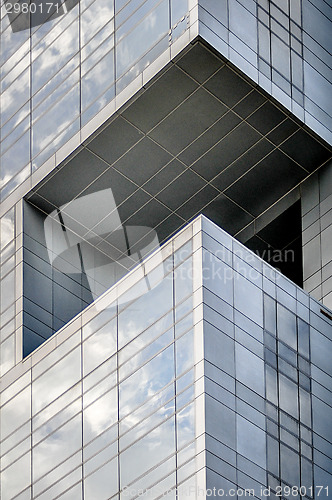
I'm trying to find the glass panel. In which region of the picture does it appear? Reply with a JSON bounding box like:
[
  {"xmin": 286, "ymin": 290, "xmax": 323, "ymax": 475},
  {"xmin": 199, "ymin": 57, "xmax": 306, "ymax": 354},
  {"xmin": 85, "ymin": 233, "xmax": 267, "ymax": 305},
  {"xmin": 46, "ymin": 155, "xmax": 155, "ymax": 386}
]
[
  {"xmin": 127, "ymin": 455, "xmax": 176, "ymax": 499},
  {"xmin": 203, "ymin": 250, "xmax": 233, "ymax": 306},
  {"xmin": 0, "ymin": 334, "xmax": 15, "ymax": 375},
  {"xmin": 83, "ymin": 317, "xmax": 117, "ymax": 376},
  {"xmin": 118, "ymin": 311, "xmax": 173, "ymax": 367},
  {"xmin": 32, "ymin": 83, "xmax": 80, "ymax": 161},
  {"xmin": 204, "ymin": 323, "xmax": 235, "ymax": 377},
  {"xmin": 116, "ymin": 0, "xmax": 169, "ymax": 78},
  {"xmin": 0, "ymin": 452, "xmax": 30, "ymax": 500},
  {"xmin": 235, "ymin": 343, "xmax": 265, "ymax": 396},
  {"xmin": 177, "ymin": 401, "xmax": 194, "ymax": 450},
  {"xmin": 171, "ymin": 0, "xmax": 187, "ymax": 27},
  {"xmin": 312, "ymin": 396, "xmax": 332, "ymax": 443},
  {"xmin": 118, "ymin": 276, "xmax": 173, "ymax": 349},
  {"xmin": 174, "ymin": 256, "xmax": 193, "ymax": 305},
  {"xmin": 280, "ymin": 444, "xmax": 300, "ymax": 486},
  {"xmin": 0, "ymin": 386, "xmax": 31, "ymax": 441},
  {"xmin": 120, "ymin": 416, "xmax": 175, "ymax": 487},
  {"xmin": 266, "ymin": 365, "xmax": 278, "ymax": 405},
  {"xmin": 84, "ymin": 387, "xmax": 118, "ymax": 445},
  {"xmin": 119, "ymin": 327, "xmax": 173, "ymax": 381},
  {"xmin": 279, "ymin": 373, "xmax": 298, "ymax": 419},
  {"xmin": 278, "ymin": 341, "xmax": 297, "ymax": 366},
  {"xmin": 31, "ymin": 13, "xmax": 79, "ymax": 92},
  {"xmin": 32, "ymin": 414, "xmax": 82, "ymax": 482},
  {"xmin": 83, "ymin": 362, "xmax": 117, "ymax": 407},
  {"xmin": 120, "ymin": 396, "xmax": 174, "ymax": 450},
  {"xmin": 277, "ymin": 304, "xmax": 297, "ymax": 350},
  {"xmin": 119, "ymin": 344, "xmax": 175, "ymax": 418},
  {"xmin": 298, "ymin": 318, "xmax": 309, "ymax": 358},
  {"xmin": 229, "ymin": 0, "xmax": 257, "ymax": 51},
  {"xmin": 176, "ymin": 329, "xmax": 194, "ymax": 376},
  {"xmin": 310, "ymin": 327, "xmax": 332, "ymax": 376},
  {"xmin": 205, "ymin": 394, "xmax": 236, "ymax": 449},
  {"xmin": 33, "ymin": 398, "xmax": 81, "ymax": 446},
  {"xmin": 32, "ymin": 347, "xmax": 81, "ymax": 414},
  {"xmin": 237, "ymin": 415, "xmax": 266, "ymax": 469},
  {"xmin": 271, "ymin": 34, "xmax": 290, "ymax": 80},
  {"xmin": 301, "ymin": 457, "xmax": 313, "ymax": 492},
  {"xmin": 81, "ymin": 0, "xmax": 114, "ymax": 47},
  {"xmin": 84, "ymin": 456, "xmax": 118, "ymax": 500},
  {"xmin": 1, "ymin": 130, "xmax": 30, "ymax": 189},
  {"xmin": 264, "ymin": 294, "xmax": 276, "ymax": 334},
  {"xmin": 234, "ymin": 274, "xmax": 263, "ymax": 327},
  {"xmin": 81, "ymin": 49, "xmax": 115, "ymax": 114}
]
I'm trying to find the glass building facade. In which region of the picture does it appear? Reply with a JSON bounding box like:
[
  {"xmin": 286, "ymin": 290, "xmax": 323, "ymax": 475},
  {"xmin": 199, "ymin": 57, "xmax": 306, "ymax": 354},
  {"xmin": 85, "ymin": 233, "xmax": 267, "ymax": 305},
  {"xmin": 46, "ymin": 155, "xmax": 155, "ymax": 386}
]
[
  {"xmin": 0, "ymin": 1, "xmax": 331, "ymax": 499},
  {"xmin": 0, "ymin": 216, "xmax": 332, "ymax": 499}
]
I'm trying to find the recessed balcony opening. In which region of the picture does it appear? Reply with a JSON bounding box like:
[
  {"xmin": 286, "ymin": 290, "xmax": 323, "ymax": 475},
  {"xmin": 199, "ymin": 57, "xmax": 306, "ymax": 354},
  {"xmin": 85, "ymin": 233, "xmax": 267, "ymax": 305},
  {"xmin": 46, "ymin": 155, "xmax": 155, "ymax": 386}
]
[{"xmin": 22, "ymin": 41, "xmax": 331, "ymax": 356}]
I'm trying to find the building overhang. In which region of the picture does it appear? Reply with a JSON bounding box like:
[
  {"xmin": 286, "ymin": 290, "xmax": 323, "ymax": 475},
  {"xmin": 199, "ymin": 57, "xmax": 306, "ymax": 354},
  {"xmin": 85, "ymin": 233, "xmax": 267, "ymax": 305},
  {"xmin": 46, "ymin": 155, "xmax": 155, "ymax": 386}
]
[{"xmin": 25, "ymin": 40, "xmax": 331, "ymax": 281}]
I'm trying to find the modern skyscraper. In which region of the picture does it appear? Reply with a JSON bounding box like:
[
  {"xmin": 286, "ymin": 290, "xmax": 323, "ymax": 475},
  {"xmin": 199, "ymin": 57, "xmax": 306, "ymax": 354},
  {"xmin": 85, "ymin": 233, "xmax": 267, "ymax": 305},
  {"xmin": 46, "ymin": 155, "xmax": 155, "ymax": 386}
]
[{"xmin": 0, "ymin": 1, "xmax": 331, "ymax": 499}]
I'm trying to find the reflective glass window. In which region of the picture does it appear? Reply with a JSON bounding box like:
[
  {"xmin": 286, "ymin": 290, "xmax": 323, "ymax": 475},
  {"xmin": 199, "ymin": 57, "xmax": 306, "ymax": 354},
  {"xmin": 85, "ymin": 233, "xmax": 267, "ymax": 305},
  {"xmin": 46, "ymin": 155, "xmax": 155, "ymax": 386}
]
[
  {"xmin": 279, "ymin": 373, "xmax": 298, "ymax": 419},
  {"xmin": 81, "ymin": 0, "xmax": 114, "ymax": 47},
  {"xmin": 176, "ymin": 329, "xmax": 194, "ymax": 376},
  {"xmin": 82, "ymin": 49, "xmax": 115, "ymax": 115},
  {"xmin": 119, "ymin": 327, "xmax": 173, "ymax": 381},
  {"xmin": 310, "ymin": 327, "xmax": 332, "ymax": 376},
  {"xmin": 0, "ymin": 208, "xmax": 15, "ymax": 248},
  {"xmin": 235, "ymin": 343, "xmax": 265, "ymax": 396},
  {"xmin": 32, "ymin": 347, "xmax": 81, "ymax": 414},
  {"xmin": 32, "ymin": 83, "xmax": 80, "ymax": 160},
  {"xmin": 116, "ymin": 0, "xmax": 169, "ymax": 78},
  {"xmin": 271, "ymin": 34, "xmax": 290, "ymax": 80},
  {"xmin": 237, "ymin": 415, "xmax": 266, "ymax": 469},
  {"xmin": 171, "ymin": 0, "xmax": 187, "ymax": 27},
  {"xmin": 280, "ymin": 444, "xmax": 300, "ymax": 486},
  {"xmin": 83, "ymin": 317, "xmax": 117, "ymax": 376},
  {"xmin": 0, "ymin": 452, "xmax": 30, "ymax": 500},
  {"xmin": 1, "ymin": 67, "xmax": 30, "ymax": 125},
  {"xmin": 177, "ymin": 401, "xmax": 194, "ymax": 450},
  {"xmin": 1, "ymin": 131, "xmax": 30, "ymax": 188},
  {"xmin": 120, "ymin": 382, "xmax": 174, "ymax": 439},
  {"xmin": 234, "ymin": 274, "xmax": 263, "ymax": 327},
  {"xmin": 278, "ymin": 341, "xmax": 297, "ymax": 366},
  {"xmin": 203, "ymin": 250, "xmax": 233, "ymax": 306},
  {"xmin": 118, "ymin": 275, "xmax": 173, "ymax": 349},
  {"xmin": 265, "ymin": 365, "xmax": 278, "ymax": 405},
  {"xmin": 229, "ymin": 0, "xmax": 257, "ymax": 51},
  {"xmin": 175, "ymin": 256, "xmax": 193, "ymax": 305},
  {"xmin": 120, "ymin": 416, "xmax": 175, "ymax": 487},
  {"xmin": 119, "ymin": 311, "xmax": 173, "ymax": 367},
  {"xmin": 32, "ymin": 414, "xmax": 81, "ymax": 482},
  {"xmin": 264, "ymin": 294, "xmax": 276, "ymax": 334},
  {"xmin": 0, "ymin": 386, "xmax": 31, "ymax": 441},
  {"xmin": 0, "ymin": 336, "xmax": 15, "ymax": 377},
  {"xmin": 301, "ymin": 457, "xmax": 313, "ymax": 492},
  {"xmin": 277, "ymin": 304, "xmax": 297, "ymax": 350},
  {"xmin": 312, "ymin": 396, "xmax": 332, "ymax": 444},
  {"xmin": 119, "ymin": 344, "xmax": 175, "ymax": 418},
  {"xmin": 84, "ymin": 387, "xmax": 117, "ymax": 445},
  {"xmin": 205, "ymin": 394, "xmax": 235, "ymax": 449},
  {"xmin": 84, "ymin": 456, "xmax": 118, "ymax": 500},
  {"xmin": 204, "ymin": 322, "xmax": 235, "ymax": 377},
  {"xmin": 297, "ymin": 318, "xmax": 309, "ymax": 359}
]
